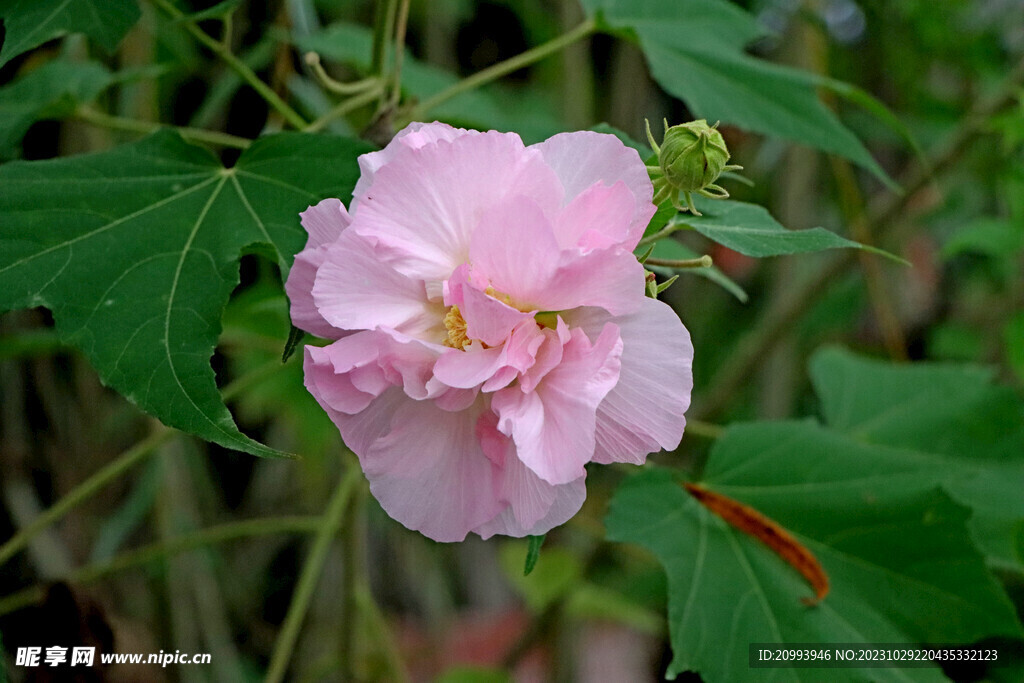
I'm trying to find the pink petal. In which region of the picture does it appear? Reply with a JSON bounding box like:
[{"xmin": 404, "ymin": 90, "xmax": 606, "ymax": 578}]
[
  {"xmin": 493, "ymin": 324, "xmax": 623, "ymax": 485},
  {"xmin": 533, "ymin": 131, "xmax": 655, "ymax": 249},
  {"xmin": 356, "ymin": 393, "xmax": 505, "ymax": 542},
  {"xmin": 285, "ymin": 244, "xmax": 346, "ymax": 339},
  {"xmin": 451, "ymin": 266, "xmax": 532, "ymax": 347},
  {"xmin": 313, "ymin": 229, "xmax": 446, "ymax": 339},
  {"xmin": 285, "ymin": 199, "xmax": 353, "ymax": 338},
  {"xmin": 352, "ymin": 131, "xmax": 563, "ymax": 282},
  {"xmin": 553, "ymin": 181, "xmax": 636, "ymax": 251},
  {"xmin": 472, "ymin": 411, "xmax": 587, "ymax": 538},
  {"xmin": 568, "ymin": 299, "xmax": 693, "ymax": 464},
  {"xmin": 300, "ymin": 198, "xmax": 350, "ymax": 248},
  {"xmin": 351, "ymin": 122, "xmax": 472, "ymax": 210},
  {"xmin": 469, "ymin": 198, "xmax": 646, "ymax": 316},
  {"xmin": 304, "ymin": 343, "xmax": 379, "ymax": 415}
]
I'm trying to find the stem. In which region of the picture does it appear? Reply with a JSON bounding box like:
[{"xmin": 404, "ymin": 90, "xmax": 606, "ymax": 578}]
[
  {"xmin": 830, "ymin": 156, "xmax": 907, "ymax": 361},
  {"xmin": 304, "ymin": 52, "xmax": 380, "ymax": 95},
  {"xmin": 637, "ymin": 223, "xmax": 684, "ymax": 248},
  {"xmin": 76, "ymin": 107, "xmax": 252, "ymax": 148},
  {"xmin": 371, "ymin": 0, "xmax": 399, "ymax": 76},
  {"xmin": 0, "ymin": 329, "xmax": 66, "ymax": 359},
  {"xmin": 0, "ymin": 517, "xmax": 321, "ymax": 617},
  {"xmin": 387, "ymin": 0, "xmax": 412, "ymax": 109},
  {"xmin": 305, "ymin": 85, "xmax": 385, "ymax": 133},
  {"xmin": 405, "ymin": 18, "xmax": 598, "ymax": 122},
  {"xmin": 0, "ymin": 428, "xmax": 172, "ymax": 568},
  {"xmin": 149, "ymin": 0, "xmax": 307, "ymax": 130},
  {"xmin": 685, "ymin": 418, "xmax": 725, "ymax": 439},
  {"xmin": 264, "ymin": 466, "xmax": 362, "ymax": 683},
  {"xmin": 646, "ymin": 255, "xmax": 713, "ymax": 269}
]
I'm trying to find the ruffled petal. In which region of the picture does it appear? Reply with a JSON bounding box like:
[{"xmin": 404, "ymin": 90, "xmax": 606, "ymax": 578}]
[
  {"xmin": 300, "ymin": 198, "xmax": 350, "ymax": 248},
  {"xmin": 285, "ymin": 199, "xmax": 352, "ymax": 338},
  {"xmin": 472, "ymin": 411, "xmax": 586, "ymax": 538},
  {"xmin": 352, "ymin": 131, "xmax": 563, "ymax": 282},
  {"xmin": 351, "ymin": 122, "xmax": 473, "ymax": 210},
  {"xmin": 313, "ymin": 229, "xmax": 446, "ymax": 339},
  {"xmin": 553, "ymin": 181, "xmax": 636, "ymax": 251},
  {"xmin": 353, "ymin": 391, "xmax": 505, "ymax": 542},
  {"xmin": 533, "ymin": 131, "xmax": 655, "ymax": 249},
  {"xmin": 469, "ymin": 198, "xmax": 647, "ymax": 316},
  {"xmin": 568, "ymin": 299, "xmax": 693, "ymax": 464},
  {"xmin": 493, "ymin": 324, "xmax": 622, "ymax": 484}
]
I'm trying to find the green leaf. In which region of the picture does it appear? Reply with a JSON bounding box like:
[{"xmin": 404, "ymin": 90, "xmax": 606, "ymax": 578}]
[
  {"xmin": 524, "ymin": 534, "xmax": 544, "ymax": 576},
  {"xmin": 0, "ymin": 60, "xmax": 113, "ymax": 159},
  {"xmin": 580, "ymin": 0, "xmax": 892, "ymax": 185},
  {"xmin": 0, "ymin": 0, "xmax": 141, "ymax": 68},
  {"xmin": 607, "ymin": 428, "xmax": 1023, "ymax": 682},
  {"xmin": 810, "ymin": 347, "xmax": 1024, "ymax": 571},
  {"xmin": 0, "ymin": 130, "xmax": 371, "ymax": 457},
  {"xmin": 296, "ymin": 22, "xmax": 563, "ymax": 143},
  {"xmin": 499, "ymin": 540, "xmax": 581, "ymax": 611},
  {"xmin": 677, "ymin": 196, "xmax": 902, "ymax": 261}
]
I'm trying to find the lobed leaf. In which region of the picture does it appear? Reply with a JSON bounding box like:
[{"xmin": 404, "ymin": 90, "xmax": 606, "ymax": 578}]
[
  {"xmin": 607, "ymin": 347, "xmax": 1024, "ymax": 681},
  {"xmin": 0, "ymin": 130, "xmax": 371, "ymax": 457},
  {"xmin": 811, "ymin": 347, "xmax": 1024, "ymax": 571}
]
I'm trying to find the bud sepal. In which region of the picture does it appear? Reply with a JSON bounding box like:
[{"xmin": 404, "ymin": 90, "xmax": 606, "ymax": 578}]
[{"xmin": 646, "ymin": 118, "xmax": 743, "ymax": 216}]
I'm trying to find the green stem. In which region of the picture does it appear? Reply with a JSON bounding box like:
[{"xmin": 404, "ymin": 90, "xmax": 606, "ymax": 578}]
[
  {"xmin": 264, "ymin": 466, "xmax": 362, "ymax": 683},
  {"xmin": 0, "ymin": 329, "xmax": 66, "ymax": 360},
  {"xmin": 371, "ymin": 0, "xmax": 399, "ymax": 76},
  {"xmin": 636, "ymin": 222, "xmax": 684, "ymax": 248},
  {"xmin": 149, "ymin": 0, "xmax": 307, "ymax": 130},
  {"xmin": 76, "ymin": 107, "xmax": 252, "ymax": 148},
  {"xmin": 685, "ymin": 419, "xmax": 724, "ymax": 439},
  {"xmin": 0, "ymin": 428, "xmax": 172, "ymax": 568},
  {"xmin": 0, "ymin": 516, "xmax": 321, "ymax": 616},
  {"xmin": 646, "ymin": 255, "xmax": 713, "ymax": 269},
  {"xmin": 305, "ymin": 85, "xmax": 386, "ymax": 133},
  {"xmin": 387, "ymin": 0, "xmax": 412, "ymax": 109},
  {"xmin": 404, "ymin": 18, "xmax": 598, "ymax": 123}
]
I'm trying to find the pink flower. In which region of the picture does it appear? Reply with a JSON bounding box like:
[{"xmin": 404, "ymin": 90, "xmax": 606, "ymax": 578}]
[{"xmin": 286, "ymin": 122, "xmax": 693, "ymax": 542}]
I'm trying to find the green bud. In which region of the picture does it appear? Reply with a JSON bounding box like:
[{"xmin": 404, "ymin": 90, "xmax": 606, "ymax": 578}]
[
  {"xmin": 659, "ymin": 120, "xmax": 731, "ymax": 192},
  {"xmin": 646, "ymin": 118, "xmax": 742, "ymax": 216}
]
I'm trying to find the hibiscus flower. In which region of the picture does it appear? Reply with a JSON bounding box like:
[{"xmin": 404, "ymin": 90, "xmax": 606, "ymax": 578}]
[{"xmin": 286, "ymin": 122, "xmax": 693, "ymax": 542}]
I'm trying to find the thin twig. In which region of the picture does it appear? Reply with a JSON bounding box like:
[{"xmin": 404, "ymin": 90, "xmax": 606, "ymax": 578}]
[
  {"xmin": 0, "ymin": 428, "xmax": 172, "ymax": 568},
  {"xmin": 75, "ymin": 107, "xmax": 252, "ymax": 148},
  {"xmin": 388, "ymin": 0, "xmax": 412, "ymax": 109},
  {"xmin": 149, "ymin": 0, "xmax": 307, "ymax": 130},
  {"xmin": 304, "ymin": 85, "xmax": 385, "ymax": 133},
  {"xmin": 0, "ymin": 517, "xmax": 321, "ymax": 617},
  {"xmin": 264, "ymin": 466, "xmax": 362, "ymax": 683},
  {"xmin": 403, "ymin": 19, "xmax": 598, "ymax": 124}
]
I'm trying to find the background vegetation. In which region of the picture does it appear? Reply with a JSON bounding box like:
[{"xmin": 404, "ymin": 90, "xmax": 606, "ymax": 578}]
[{"xmin": 0, "ymin": 0, "xmax": 1022, "ymax": 681}]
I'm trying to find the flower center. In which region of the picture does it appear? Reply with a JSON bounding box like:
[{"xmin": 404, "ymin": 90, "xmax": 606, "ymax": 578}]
[{"xmin": 443, "ymin": 305, "xmax": 471, "ymax": 349}]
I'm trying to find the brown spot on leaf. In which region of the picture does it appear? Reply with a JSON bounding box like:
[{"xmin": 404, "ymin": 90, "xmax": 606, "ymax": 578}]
[{"xmin": 684, "ymin": 482, "xmax": 830, "ymax": 605}]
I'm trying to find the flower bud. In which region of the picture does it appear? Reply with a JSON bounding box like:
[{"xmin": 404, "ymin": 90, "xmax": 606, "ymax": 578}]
[
  {"xmin": 660, "ymin": 120, "xmax": 730, "ymax": 192},
  {"xmin": 646, "ymin": 119, "xmax": 742, "ymax": 216}
]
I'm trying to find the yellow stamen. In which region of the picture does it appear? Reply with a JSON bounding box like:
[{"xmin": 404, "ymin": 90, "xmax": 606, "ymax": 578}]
[{"xmin": 443, "ymin": 305, "xmax": 470, "ymax": 349}]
